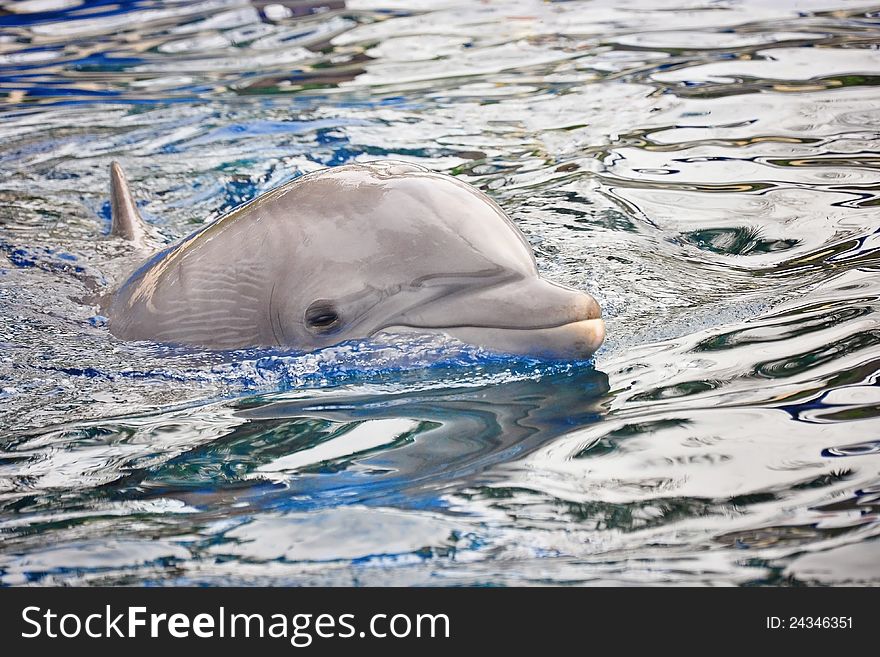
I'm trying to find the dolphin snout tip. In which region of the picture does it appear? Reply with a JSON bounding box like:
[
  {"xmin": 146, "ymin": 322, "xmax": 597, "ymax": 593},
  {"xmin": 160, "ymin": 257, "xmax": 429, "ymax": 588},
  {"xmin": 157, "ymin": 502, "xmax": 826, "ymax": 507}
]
[
  {"xmin": 568, "ymin": 291, "xmax": 604, "ymax": 358},
  {"xmin": 575, "ymin": 317, "xmax": 605, "ymax": 358},
  {"xmin": 575, "ymin": 290, "xmax": 602, "ymax": 322}
]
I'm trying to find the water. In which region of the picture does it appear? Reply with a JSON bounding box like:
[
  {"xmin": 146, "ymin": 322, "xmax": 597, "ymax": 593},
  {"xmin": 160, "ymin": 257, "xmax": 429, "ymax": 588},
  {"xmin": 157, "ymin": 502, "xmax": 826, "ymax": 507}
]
[{"xmin": 1, "ymin": 0, "xmax": 879, "ymax": 586}]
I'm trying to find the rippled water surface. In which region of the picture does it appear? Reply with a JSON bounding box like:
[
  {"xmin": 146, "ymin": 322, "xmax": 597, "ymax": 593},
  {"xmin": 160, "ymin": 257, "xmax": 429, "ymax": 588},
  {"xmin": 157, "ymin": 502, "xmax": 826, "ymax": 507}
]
[{"xmin": 1, "ymin": 0, "xmax": 880, "ymax": 585}]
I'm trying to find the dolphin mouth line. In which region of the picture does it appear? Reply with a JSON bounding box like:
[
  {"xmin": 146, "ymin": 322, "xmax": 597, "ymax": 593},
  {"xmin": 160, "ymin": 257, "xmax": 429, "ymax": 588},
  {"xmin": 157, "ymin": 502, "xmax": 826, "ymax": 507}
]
[
  {"xmin": 374, "ymin": 318, "xmax": 606, "ymax": 359},
  {"xmin": 376, "ymin": 317, "xmax": 604, "ymax": 334}
]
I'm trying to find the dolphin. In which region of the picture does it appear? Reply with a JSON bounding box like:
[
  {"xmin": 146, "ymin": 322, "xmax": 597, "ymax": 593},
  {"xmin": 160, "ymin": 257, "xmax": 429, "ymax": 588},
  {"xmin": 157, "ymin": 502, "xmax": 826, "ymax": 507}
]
[{"xmin": 104, "ymin": 160, "xmax": 605, "ymax": 359}]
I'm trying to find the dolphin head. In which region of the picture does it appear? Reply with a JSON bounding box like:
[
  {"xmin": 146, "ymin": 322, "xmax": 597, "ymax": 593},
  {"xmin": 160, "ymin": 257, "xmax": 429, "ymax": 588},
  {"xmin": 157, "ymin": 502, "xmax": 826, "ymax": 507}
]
[{"xmin": 271, "ymin": 161, "xmax": 605, "ymax": 360}]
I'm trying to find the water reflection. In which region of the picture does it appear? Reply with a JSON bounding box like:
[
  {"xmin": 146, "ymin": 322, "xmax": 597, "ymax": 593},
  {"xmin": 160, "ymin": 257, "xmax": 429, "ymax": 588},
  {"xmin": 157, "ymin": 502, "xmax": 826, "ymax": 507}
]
[
  {"xmin": 17, "ymin": 367, "xmax": 609, "ymax": 513},
  {"xmin": 0, "ymin": 367, "xmax": 609, "ymax": 584}
]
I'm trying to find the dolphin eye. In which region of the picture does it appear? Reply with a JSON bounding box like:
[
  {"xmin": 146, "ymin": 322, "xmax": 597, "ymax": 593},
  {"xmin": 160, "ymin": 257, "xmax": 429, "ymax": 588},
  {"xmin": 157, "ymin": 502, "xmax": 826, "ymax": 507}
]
[{"xmin": 304, "ymin": 300, "xmax": 340, "ymax": 332}]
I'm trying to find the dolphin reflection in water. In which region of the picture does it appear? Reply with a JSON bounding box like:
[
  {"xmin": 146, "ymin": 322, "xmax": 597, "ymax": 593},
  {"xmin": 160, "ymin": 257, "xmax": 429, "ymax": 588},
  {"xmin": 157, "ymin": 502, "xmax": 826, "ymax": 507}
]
[{"xmin": 111, "ymin": 367, "xmax": 609, "ymax": 511}]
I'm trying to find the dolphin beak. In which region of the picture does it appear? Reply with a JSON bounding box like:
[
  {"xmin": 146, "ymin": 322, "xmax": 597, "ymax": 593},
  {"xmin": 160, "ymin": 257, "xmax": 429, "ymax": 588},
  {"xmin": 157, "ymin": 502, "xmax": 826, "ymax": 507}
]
[
  {"xmin": 443, "ymin": 290, "xmax": 605, "ymax": 360},
  {"xmin": 380, "ymin": 278, "xmax": 606, "ymax": 361}
]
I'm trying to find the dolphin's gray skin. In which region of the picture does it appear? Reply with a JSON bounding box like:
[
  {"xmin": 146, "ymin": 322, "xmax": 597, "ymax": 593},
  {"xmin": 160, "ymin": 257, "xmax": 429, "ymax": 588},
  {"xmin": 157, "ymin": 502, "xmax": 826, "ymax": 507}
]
[{"xmin": 105, "ymin": 160, "xmax": 605, "ymax": 359}]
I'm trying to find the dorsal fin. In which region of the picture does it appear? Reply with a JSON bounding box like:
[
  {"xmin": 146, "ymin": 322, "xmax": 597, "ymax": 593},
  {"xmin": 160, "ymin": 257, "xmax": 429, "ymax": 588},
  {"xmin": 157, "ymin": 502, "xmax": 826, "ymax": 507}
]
[{"xmin": 110, "ymin": 161, "xmax": 156, "ymax": 249}]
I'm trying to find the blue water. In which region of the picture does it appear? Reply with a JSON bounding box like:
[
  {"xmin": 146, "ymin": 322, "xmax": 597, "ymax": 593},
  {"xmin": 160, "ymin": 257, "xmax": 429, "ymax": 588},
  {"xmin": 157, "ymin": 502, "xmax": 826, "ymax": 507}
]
[{"xmin": 1, "ymin": 0, "xmax": 880, "ymax": 585}]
